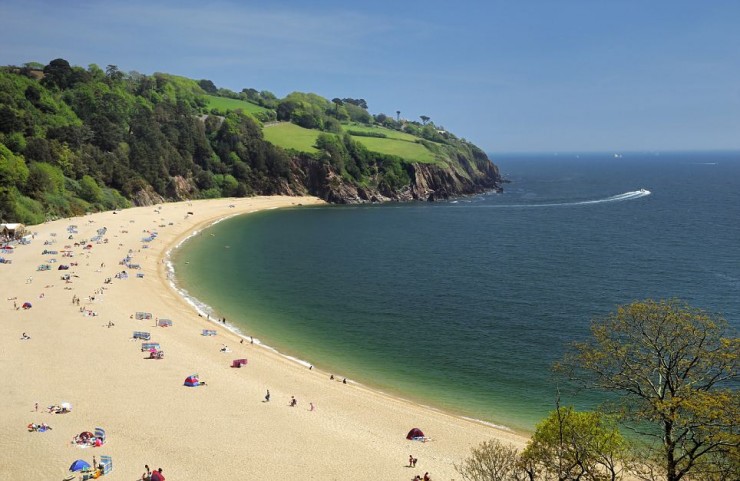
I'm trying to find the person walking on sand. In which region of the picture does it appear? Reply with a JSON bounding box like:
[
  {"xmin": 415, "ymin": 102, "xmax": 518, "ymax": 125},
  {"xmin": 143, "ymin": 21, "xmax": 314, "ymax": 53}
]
[
  {"xmin": 309, "ymin": 402, "xmax": 315, "ymax": 411},
  {"xmin": 265, "ymin": 389, "xmax": 270, "ymax": 402},
  {"xmin": 408, "ymin": 455, "xmax": 413, "ymax": 467}
]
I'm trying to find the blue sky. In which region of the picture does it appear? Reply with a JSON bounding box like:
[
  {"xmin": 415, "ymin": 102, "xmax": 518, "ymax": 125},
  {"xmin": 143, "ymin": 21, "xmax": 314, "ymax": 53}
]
[{"xmin": 1, "ymin": 0, "xmax": 738, "ymax": 153}]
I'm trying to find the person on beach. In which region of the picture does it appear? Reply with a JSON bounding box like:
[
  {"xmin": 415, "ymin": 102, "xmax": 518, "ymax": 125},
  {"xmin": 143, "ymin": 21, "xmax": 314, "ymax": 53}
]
[
  {"xmin": 413, "ymin": 457, "xmax": 418, "ymax": 467},
  {"xmin": 289, "ymin": 396, "xmax": 297, "ymax": 407},
  {"xmin": 265, "ymin": 390, "xmax": 270, "ymax": 402},
  {"xmin": 423, "ymin": 472, "xmax": 431, "ymax": 481},
  {"xmin": 151, "ymin": 467, "xmax": 165, "ymax": 481},
  {"xmin": 309, "ymin": 402, "xmax": 315, "ymax": 411},
  {"xmin": 142, "ymin": 465, "xmax": 151, "ymax": 481}
]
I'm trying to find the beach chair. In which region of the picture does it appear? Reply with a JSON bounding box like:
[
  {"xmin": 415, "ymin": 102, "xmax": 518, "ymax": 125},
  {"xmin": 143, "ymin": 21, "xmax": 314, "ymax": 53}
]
[
  {"xmin": 231, "ymin": 358, "xmax": 248, "ymax": 368},
  {"xmin": 135, "ymin": 312, "xmax": 152, "ymax": 320},
  {"xmin": 157, "ymin": 319, "xmax": 173, "ymax": 327},
  {"xmin": 201, "ymin": 329, "xmax": 217, "ymax": 336},
  {"xmin": 141, "ymin": 342, "xmax": 160, "ymax": 352},
  {"xmin": 136, "ymin": 273, "xmax": 144, "ymax": 278},
  {"xmin": 133, "ymin": 331, "xmax": 151, "ymax": 341},
  {"xmin": 94, "ymin": 427, "xmax": 106, "ymax": 444},
  {"xmin": 100, "ymin": 455, "xmax": 113, "ymax": 474}
]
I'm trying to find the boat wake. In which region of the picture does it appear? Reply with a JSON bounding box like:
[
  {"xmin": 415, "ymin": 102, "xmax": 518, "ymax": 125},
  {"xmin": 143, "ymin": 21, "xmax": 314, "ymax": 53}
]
[
  {"xmin": 567, "ymin": 189, "xmax": 651, "ymax": 206},
  {"xmin": 464, "ymin": 189, "xmax": 651, "ymax": 208}
]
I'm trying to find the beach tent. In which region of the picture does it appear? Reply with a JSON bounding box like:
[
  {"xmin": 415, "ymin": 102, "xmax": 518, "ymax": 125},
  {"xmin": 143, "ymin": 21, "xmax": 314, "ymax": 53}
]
[
  {"xmin": 231, "ymin": 358, "xmax": 248, "ymax": 368},
  {"xmin": 157, "ymin": 318, "xmax": 172, "ymax": 327},
  {"xmin": 69, "ymin": 459, "xmax": 90, "ymax": 472},
  {"xmin": 22, "ymin": 302, "xmax": 32, "ymax": 309},
  {"xmin": 184, "ymin": 374, "xmax": 200, "ymax": 387},
  {"xmin": 406, "ymin": 428, "xmax": 425, "ymax": 440}
]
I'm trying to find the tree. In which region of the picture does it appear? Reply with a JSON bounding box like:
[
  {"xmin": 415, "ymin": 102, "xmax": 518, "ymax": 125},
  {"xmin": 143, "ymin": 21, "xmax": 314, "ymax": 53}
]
[
  {"xmin": 78, "ymin": 175, "xmax": 103, "ymax": 204},
  {"xmin": 559, "ymin": 300, "xmax": 739, "ymax": 481},
  {"xmin": 41, "ymin": 58, "xmax": 73, "ymax": 90},
  {"xmin": 105, "ymin": 64, "xmax": 124, "ymax": 83},
  {"xmin": 455, "ymin": 439, "xmax": 521, "ymax": 481},
  {"xmin": 520, "ymin": 406, "xmax": 629, "ymax": 481},
  {"xmin": 331, "ymin": 98, "xmax": 343, "ymax": 118},
  {"xmin": 420, "ymin": 115, "xmax": 430, "ymax": 125},
  {"xmin": 198, "ymin": 79, "xmax": 218, "ymax": 94}
]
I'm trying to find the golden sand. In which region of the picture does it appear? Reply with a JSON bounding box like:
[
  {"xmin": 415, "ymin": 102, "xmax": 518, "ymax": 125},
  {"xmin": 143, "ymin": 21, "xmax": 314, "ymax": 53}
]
[{"xmin": 0, "ymin": 196, "xmax": 527, "ymax": 480}]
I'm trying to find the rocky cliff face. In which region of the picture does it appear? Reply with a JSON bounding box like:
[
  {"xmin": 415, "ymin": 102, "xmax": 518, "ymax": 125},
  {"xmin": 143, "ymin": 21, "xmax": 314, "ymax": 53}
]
[
  {"xmin": 286, "ymin": 156, "xmax": 503, "ymax": 204},
  {"xmin": 131, "ymin": 155, "xmax": 503, "ymax": 206}
]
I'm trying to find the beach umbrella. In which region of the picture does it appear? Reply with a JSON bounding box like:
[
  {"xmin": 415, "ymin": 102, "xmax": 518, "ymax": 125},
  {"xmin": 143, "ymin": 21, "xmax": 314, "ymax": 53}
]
[{"xmin": 69, "ymin": 459, "xmax": 90, "ymax": 472}]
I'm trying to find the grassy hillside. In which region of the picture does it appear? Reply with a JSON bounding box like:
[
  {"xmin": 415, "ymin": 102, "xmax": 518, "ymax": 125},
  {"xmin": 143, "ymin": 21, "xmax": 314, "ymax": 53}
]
[
  {"xmin": 262, "ymin": 122, "xmax": 319, "ymax": 153},
  {"xmin": 351, "ymin": 136, "xmax": 437, "ymax": 164},
  {"xmin": 262, "ymin": 122, "xmax": 439, "ymax": 163},
  {"xmin": 342, "ymin": 124, "xmax": 419, "ymax": 142},
  {"xmin": 0, "ymin": 59, "xmax": 499, "ymax": 222},
  {"xmin": 205, "ymin": 95, "xmax": 267, "ymax": 115}
]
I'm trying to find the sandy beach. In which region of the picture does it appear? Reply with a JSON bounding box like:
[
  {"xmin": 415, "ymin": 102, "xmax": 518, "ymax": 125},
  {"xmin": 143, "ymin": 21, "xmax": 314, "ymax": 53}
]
[{"xmin": 0, "ymin": 196, "xmax": 527, "ymax": 481}]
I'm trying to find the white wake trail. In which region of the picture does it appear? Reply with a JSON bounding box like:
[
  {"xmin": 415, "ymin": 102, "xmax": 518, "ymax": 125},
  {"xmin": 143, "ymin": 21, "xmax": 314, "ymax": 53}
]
[{"xmin": 459, "ymin": 189, "xmax": 652, "ymax": 208}]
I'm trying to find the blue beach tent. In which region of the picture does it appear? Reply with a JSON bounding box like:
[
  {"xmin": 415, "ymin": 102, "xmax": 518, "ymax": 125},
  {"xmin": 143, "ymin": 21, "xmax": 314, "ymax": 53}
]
[
  {"xmin": 69, "ymin": 459, "xmax": 90, "ymax": 472},
  {"xmin": 184, "ymin": 374, "xmax": 200, "ymax": 387}
]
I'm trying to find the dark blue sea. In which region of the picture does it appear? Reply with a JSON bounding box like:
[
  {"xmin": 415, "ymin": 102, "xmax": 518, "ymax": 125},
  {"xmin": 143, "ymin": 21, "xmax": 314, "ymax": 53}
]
[{"xmin": 172, "ymin": 151, "xmax": 740, "ymax": 432}]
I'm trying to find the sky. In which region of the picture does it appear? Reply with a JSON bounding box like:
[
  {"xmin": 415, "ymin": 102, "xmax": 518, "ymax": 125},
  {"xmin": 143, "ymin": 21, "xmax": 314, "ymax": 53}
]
[{"xmin": 1, "ymin": 0, "xmax": 739, "ymax": 153}]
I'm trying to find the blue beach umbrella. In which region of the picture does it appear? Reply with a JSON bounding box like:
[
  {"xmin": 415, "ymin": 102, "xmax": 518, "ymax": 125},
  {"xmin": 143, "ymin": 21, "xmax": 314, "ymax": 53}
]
[{"xmin": 69, "ymin": 459, "xmax": 90, "ymax": 472}]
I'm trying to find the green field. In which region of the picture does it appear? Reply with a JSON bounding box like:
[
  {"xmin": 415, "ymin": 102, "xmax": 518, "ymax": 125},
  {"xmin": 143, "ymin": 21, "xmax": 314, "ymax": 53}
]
[
  {"xmin": 352, "ymin": 136, "xmax": 438, "ymax": 163},
  {"xmin": 262, "ymin": 121, "xmax": 439, "ymax": 163},
  {"xmin": 205, "ymin": 95, "xmax": 267, "ymax": 115},
  {"xmin": 342, "ymin": 123, "xmax": 419, "ymax": 142},
  {"xmin": 262, "ymin": 122, "xmax": 319, "ymax": 153}
]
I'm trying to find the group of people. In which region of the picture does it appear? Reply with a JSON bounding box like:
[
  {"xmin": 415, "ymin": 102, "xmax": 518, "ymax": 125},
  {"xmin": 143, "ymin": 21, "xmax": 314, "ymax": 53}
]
[
  {"xmin": 141, "ymin": 464, "xmax": 165, "ymax": 481},
  {"xmin": 27, "ymin": 422, "xmax": 51, "ymax": 432},
  {"xmin": 408, "ymin": 455, "xmax": 430, "ymax": 480}
]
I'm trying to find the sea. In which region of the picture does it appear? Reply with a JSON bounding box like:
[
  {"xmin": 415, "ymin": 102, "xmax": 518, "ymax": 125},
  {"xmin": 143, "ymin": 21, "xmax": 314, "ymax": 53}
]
[{"xmin": 171, "ymin": 151, "xmax": 740, "ymax": 433}]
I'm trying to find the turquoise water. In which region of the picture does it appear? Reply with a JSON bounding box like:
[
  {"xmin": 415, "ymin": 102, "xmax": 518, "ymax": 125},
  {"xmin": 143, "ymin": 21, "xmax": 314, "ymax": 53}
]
[{"xmin": 172, "ymin": 152, "xmax": 740, "ymax": 432}]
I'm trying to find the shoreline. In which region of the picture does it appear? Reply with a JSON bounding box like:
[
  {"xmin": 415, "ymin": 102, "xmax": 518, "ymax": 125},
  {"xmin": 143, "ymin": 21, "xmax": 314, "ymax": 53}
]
[
  {"xmin": 1, "ymin": 196, "xmax": 528, "ymax": 480},
  {"xmin": 166, "ymin": 204, "xmax": 523, "ymax": 435}
]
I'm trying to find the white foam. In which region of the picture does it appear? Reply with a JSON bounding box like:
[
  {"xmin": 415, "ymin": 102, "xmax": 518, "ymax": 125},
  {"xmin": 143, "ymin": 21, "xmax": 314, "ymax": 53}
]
[{"xmin": 455, "ymin": 189, "xmax": 652, "ymax": 209}]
